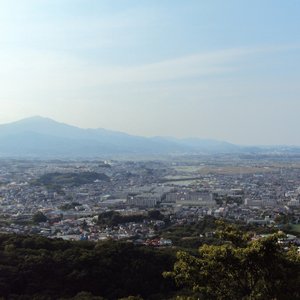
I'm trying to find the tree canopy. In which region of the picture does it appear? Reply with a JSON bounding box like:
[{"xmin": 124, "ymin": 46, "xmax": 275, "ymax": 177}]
[
  {"xmin": 165, "ymin": 223, "xmax": 300, "ymax": 300},
  {"xmin": 32, "ymin": 211, "xmax": 48, "ymax": 223},
  {"xmin": 0, "ymin": 234, "xmax": 176, "ymax": 299}
]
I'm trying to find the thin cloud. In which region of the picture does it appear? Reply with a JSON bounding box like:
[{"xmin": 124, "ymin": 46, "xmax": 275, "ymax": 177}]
[
  {"xmin": 0, "ymin": 44, "xmax": 298, "ymax": 97},
  {"xmin": 86, "ymin": 45, "xmax": 300, "ymax": 84}
]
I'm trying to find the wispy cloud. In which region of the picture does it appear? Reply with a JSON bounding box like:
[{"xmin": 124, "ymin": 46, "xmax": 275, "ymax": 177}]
[
  {"xmin": 0, "ymin": 44, "xmax": 298, "ymax": 100},
  {"xmin": 57, "ymin": 44, "xmax": 300, "ymax": 85},
  {"xmin": 89, "ymin": 47, "xmax": 261, "ymax": 84}
]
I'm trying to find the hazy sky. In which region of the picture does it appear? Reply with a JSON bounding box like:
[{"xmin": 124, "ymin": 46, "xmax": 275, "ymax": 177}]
[{"xmin": 0, "ymin": 0, "xmax": 299, "ymax": 145}]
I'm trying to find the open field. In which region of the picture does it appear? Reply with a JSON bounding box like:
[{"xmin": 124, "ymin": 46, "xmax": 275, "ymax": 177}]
[
  {"xmin": 165, "ymin": 180, "xmax": 200, "ymax": 186},
  {"xmin": 290, "ymin": 224, "xmax": 300, "ymax": 233},
  {"xmin": 173, "ymin": 165, "xmax": 277, "ymax": 175}
]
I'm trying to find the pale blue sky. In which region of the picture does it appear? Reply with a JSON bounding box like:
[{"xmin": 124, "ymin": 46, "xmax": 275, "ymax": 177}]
[{"xmin": 0, "ymin": 0, "xmax": 299, "ymax": 145}]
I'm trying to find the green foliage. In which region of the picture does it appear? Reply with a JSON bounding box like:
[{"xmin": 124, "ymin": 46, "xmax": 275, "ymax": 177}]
[
  {"xmin": 147, "ymin": 210, "xmax": 164, "ymax": 220},
  {"xmin": 160, "ymin": 217, "xmax": 277, "ymax": 250},
  {"xmin": 274, "ymin": 213, "xmax": 293, "ymax": 225},
  {"xmin": 98, "ymin": 210, "xmax": 170, "ymax": 227},
  {"xmin": 159, "ymin": 216, "xmax": 220, "ymax": 249},
  {"xmin": 34, "ymin": 172, "xmax": 110, "ymax": 187},
  {"xmin": 60, "ymin": 291, "xmax": 105, "ymax": 299},
  {"xmin": 32, "ymin": 211, "xmax": 48, "ymax": 223},
  {"xmin": 97, "ymin": 211, "xmax": 145, "ymax": 226},
  {"xmin": 214, "ymin": 195, "xmax": 243, "ymax": 206},
  {"xmin": 59, "ymin": 202, "xmax": 82, "ymax": 211},
  {"xmin": 1, "ymin": 220, "xmax": 299, "ymax": 300},
  {"xmin": 165, "ymin": 227, "xmax": 300, "ymax": 300},
  {"xmin": 0, "ymin": 234, "xmax": 176, "ymax": 299},
  {"xmin": 118, "ymin": 296, "xmax": 143, "ymax": 300},
  {"xmin": 215, "ymin": 220, "xmax": 250, "ymax": 247}
]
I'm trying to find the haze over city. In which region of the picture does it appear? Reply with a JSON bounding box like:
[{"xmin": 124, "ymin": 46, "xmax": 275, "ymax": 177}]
[
  {"xmin": 0, "ymin": 0, "xmax": 299, "ymax": 145},
  {"xmin": 1, "ymin": 2, "xmax": 300, "ymax": 299}
]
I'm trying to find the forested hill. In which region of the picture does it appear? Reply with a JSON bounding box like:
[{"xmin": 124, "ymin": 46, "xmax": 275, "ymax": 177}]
[
  {"xmin": 34, "ymin": 172, "xmax": 110, "ymax": 187},
  {"xmin": 0, "ymin": 234, "xmax": 176, "ymax": 299},
  {"xmin": 0, "ymin": 221, "xmax": 299, "ymax": 299}
]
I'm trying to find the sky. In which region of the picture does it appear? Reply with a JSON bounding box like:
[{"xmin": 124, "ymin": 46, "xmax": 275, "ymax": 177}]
[{"xmin": 0, "ymin": 0, "xmax": 299, "ymax": 145}]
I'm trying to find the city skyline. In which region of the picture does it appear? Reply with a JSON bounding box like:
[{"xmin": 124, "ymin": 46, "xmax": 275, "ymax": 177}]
[{"xmin": 0, "ymin": 1, "xmax": 299, "ymax": 145}]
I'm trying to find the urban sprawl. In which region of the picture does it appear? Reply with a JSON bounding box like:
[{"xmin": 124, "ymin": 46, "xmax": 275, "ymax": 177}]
[{"xmin": 0, "ymin": 155, "xmax": 300, "ymax": 248}]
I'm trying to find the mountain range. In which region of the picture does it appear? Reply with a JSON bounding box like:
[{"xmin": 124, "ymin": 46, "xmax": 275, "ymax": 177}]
[{"xmin": 0, "ymin": 116, "xmax": 298, "ymax": 158}]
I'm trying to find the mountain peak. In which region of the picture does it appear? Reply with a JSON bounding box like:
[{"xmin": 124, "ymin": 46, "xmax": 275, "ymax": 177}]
[
  {"xmin": 14, "ymin": 116, "xmax": 63, "ymax": 125},
  {"xmin": 0, "ymin": 116, "xmax": 243, "ymax": 157}
]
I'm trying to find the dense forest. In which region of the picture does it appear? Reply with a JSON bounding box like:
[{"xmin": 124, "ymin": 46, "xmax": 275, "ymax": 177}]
[
  {"xmin": 97, "ymin": 210, "xmax": 165, "ymax": 227},
  {"xmin": 0, "ymin": 220, "xmax": 299, "ymax": 299},
  {"xmin": 0, "ymin": 235, "xmax": 176, "ymax": 299},
  {"xmin": 33, "ymin": 172, "xmax": 110, "ymax": 188}
]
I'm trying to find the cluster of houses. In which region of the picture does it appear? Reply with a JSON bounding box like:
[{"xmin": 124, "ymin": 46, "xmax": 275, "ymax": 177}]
[{"xmin": 0, "ymin": 158, "xmax": 300, "ymax": 247}]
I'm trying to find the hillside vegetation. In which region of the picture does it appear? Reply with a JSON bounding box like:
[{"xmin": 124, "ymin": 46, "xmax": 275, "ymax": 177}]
[
  {"xmin": 34, "ymin": 172, "xmax": 110, "ymax": 187},
  {"xmin": 0, "ymin": 221, "xmax": 299, "ymax": 299}
]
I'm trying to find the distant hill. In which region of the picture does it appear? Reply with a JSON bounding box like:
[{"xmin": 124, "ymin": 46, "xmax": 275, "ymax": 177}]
[
  {"xmin": 0, "ymin": 116, "xmax": 298, "ymax": 158},
  {"xmin": 34, "ymin": 171, "xmax": 110, "ymax": 187}
]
